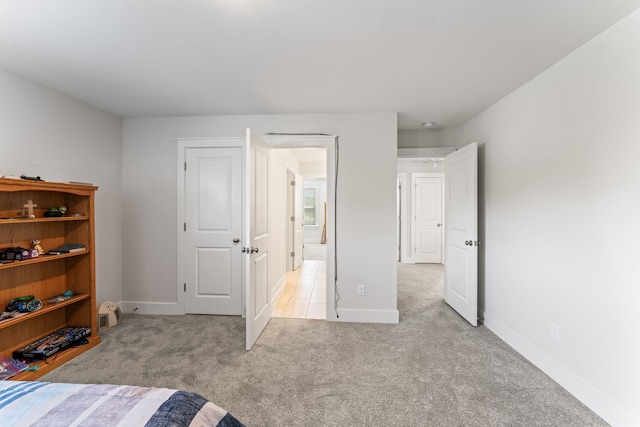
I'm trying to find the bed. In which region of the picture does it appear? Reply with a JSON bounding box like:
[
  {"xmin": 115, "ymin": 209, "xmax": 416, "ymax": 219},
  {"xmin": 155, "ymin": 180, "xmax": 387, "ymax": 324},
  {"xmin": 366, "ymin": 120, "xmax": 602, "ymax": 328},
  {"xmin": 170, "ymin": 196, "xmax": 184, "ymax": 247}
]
[{"xmin": 0, "ymin": 381, "xmax": 245, "ymax": 426}]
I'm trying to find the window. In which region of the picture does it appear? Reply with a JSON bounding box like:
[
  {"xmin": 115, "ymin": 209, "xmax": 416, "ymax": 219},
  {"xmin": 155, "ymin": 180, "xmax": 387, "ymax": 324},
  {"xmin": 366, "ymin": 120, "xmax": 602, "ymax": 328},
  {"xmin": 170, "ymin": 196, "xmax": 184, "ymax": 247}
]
[{"xmin": 304, "ymin": 188, "xmax": 317, "ymax": 226}]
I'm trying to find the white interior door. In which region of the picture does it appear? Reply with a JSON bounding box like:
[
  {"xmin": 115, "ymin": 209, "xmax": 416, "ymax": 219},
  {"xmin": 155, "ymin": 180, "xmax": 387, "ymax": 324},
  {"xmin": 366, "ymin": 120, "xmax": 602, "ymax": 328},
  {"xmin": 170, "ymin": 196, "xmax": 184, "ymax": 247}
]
[
  {"xmin": 444, "ymin": 142, "xmax": 478, "ymax": 326},
  {"xmin": 185, "ymin": 147, "xmax": 242, "ymax": 315},
  {"xmin": 413, "ymin": 176, "xmax": 443, "ymax": 263},
  {"xmin": 293, "ymin": 173, "xmax": 304, "ymax": 268},
  {"xmin": 245, "ymin": 129, "xmax": 272, "ymax": 350}
]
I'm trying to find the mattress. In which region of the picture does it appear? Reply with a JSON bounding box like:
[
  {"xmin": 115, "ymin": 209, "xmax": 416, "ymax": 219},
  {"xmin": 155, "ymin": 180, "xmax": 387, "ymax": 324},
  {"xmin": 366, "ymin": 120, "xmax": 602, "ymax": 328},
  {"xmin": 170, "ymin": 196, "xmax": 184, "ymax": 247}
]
[{"xmin": 0, "ymin": 380, "xmax": 245, "ymax": 426}]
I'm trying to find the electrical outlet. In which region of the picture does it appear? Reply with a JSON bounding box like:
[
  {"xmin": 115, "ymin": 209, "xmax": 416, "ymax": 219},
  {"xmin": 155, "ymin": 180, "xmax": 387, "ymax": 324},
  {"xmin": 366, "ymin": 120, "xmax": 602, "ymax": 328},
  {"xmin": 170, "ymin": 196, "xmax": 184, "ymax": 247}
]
[
  {"xmin": 357, "ymin": 285, "xmax": 366, "ymax": 296},
  {"xmin": 551, "ymin": 323, "xmax": 560, "ymax": 342}
]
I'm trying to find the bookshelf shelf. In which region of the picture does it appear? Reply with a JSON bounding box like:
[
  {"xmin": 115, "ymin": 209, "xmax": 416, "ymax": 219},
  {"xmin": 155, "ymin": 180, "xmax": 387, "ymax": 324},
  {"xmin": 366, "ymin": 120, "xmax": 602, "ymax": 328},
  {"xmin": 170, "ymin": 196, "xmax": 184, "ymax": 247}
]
[
  {"xmin": 10, "ymin": 336, "xmax": 101, "ymax": 381},
  {"xmin": 0, "ymin": 250, "xmax": 89, "ymax": 270},
  {"xmin": 0, "ymin": 216, "xmax": 88, "ymax": 224},
  {"xmin": 0, "ymin": 294, "xmax": 90, "ymax": 331}
]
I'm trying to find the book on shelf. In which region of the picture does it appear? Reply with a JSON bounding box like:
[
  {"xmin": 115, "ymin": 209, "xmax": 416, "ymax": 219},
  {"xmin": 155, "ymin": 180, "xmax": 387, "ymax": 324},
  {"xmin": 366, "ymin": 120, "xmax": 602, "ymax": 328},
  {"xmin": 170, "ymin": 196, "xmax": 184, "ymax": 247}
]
[
  {"xmin": 0, "ymin": 311, "xmax": 29, "ymax": 324},
  {"xmin": 0, "ymin": 356, "xmax": 28, "ymax": 380},
  {"xmin": 47, "ymin": 243, "xmax": 86, "ymax": 255}
]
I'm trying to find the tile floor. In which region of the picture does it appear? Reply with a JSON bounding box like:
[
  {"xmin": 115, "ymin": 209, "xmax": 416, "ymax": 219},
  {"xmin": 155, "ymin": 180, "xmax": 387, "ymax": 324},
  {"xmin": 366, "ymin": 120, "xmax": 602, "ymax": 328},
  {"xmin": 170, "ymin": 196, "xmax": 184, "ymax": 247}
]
[{"xmin": 272, "ymin": 260, "xmax": 326, "ymax": 319}]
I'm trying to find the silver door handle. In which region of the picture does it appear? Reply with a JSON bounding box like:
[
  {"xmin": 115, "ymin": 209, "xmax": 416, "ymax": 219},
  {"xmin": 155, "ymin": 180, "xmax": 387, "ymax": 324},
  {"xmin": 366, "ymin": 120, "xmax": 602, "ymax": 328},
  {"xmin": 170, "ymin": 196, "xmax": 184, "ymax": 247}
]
[
  {"xmin": 251, "ymin": 247, "xmax": 259, "ymax": 254},
  {"xmin": 233, "ymin": 238, "xmax": 240, "ymax": 244},
  {"xmin": 437, "ymin": 223, "xmax": 442, "ymax": 227}
]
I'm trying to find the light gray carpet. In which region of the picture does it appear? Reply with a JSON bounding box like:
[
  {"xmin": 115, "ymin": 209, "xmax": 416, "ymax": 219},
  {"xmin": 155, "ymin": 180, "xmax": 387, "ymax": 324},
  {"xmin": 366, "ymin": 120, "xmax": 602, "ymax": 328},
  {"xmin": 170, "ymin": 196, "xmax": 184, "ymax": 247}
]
[{"xmin": 41, "ymin": 263, "xmax": 605, "ymax": 426}]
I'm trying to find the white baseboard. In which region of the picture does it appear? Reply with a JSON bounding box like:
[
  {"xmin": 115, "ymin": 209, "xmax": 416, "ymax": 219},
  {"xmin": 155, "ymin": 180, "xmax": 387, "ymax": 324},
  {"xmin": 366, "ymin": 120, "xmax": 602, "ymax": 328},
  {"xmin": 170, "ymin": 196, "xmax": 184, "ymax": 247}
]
[
  {"xmin": 271, "ymin": 274, "xmax": 286, "ymax": 303},
  {"xmin": 120, "ymin": 301, "xmax": 183, "ymax": 315},
  {"xmin": 484, "ymin": 312, "xmax": 640, "ymax": 427},
  {"xmin": 335, "ymin": 308, "xmax": 399, "ymax": 324}
]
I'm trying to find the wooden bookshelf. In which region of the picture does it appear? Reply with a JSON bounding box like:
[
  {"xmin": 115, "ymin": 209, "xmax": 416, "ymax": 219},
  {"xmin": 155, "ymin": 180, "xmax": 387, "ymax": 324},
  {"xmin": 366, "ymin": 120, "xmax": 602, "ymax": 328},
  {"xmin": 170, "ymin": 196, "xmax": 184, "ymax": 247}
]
[{"xmin": 0, "ymin": 178, "xmax": 100, "ymax": 380}]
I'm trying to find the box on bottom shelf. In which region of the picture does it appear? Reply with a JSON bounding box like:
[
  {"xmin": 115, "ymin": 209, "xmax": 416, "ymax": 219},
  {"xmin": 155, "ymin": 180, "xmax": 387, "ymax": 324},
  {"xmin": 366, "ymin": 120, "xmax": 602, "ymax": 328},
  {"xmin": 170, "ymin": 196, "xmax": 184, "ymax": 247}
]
[{"xmin": 13, "ymin": 327, "xmax": 91, "ymax": 361}]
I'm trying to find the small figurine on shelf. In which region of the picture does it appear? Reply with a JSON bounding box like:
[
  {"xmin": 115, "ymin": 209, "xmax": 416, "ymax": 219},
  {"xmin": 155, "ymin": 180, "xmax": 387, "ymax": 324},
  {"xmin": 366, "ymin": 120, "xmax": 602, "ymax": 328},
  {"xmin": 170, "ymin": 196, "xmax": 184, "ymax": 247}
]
[
  {"xmin": 59, "ymin": 205, "xmax": 67, "ymax": 215},
  {"xmin": 31, "ymin": 239, "xmax": 44, "ymax": 255},
  {"xmin": 48, "ymin": 290, "xmax": 74, "ymax": 304},
  {"xmin": 23, "ymin": 200, "xmax": 37, "ymax": 219}
]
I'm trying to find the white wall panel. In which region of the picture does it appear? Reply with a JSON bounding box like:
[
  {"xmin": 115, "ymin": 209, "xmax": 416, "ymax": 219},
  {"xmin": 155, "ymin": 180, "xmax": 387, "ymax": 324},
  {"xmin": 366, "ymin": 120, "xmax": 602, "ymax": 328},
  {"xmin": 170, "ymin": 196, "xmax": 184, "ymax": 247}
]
[
  {"xmin": 456, "ymin": 9, "xmax": 640, "ymax": 425},
  {"xmin": 0, "ymin": 69, "xmax": 123, "ymax": 306},
  {"xmin": 122, "ymin": 113, "xmax": 398, "ymax": 323}
]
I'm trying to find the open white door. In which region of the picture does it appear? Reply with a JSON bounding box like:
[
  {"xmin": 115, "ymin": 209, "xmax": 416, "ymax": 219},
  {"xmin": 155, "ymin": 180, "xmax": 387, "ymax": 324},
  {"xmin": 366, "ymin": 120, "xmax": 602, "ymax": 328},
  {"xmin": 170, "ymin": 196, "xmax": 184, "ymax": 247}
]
[
  {"xmin": 444, "ymin": 142, "xmax": 478, "ymax": 326},
  {"xmin": 245, "ymin": 129, "xmax": 272, "ymax": 350},
  {"xmin": 293, "ymin": 173, "xmax": 304, "ymax": 269}
]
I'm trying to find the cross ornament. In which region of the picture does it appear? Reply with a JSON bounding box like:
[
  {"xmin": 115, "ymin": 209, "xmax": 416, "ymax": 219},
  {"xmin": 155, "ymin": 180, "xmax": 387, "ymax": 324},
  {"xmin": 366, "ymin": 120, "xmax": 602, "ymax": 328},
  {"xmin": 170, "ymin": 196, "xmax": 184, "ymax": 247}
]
[{"xmin": 24, "ymin": 199, "xmax": 37, "ymax": 218}]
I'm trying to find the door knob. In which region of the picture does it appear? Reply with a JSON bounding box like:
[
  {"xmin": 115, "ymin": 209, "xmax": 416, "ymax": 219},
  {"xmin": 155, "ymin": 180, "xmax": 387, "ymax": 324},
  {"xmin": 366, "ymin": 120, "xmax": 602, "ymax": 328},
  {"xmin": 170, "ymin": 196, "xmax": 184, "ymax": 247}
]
[
  {"xmin": 233, "ymin": 238, "xmax": 240, "ymax": 244},
  {"xmin": 465, "ymin": 240, "xmax": 472, "ymax": 246},
  {"xmin": 251, "ymin": 247, "xmax": 259, "ymax": 254},
  {"xmin": 241, "ymin": 247, "xmax": 248, "ymax": 253},
  {"xmin": 437, "ymin": 223, "xmax": 442, "ymax": 227}
]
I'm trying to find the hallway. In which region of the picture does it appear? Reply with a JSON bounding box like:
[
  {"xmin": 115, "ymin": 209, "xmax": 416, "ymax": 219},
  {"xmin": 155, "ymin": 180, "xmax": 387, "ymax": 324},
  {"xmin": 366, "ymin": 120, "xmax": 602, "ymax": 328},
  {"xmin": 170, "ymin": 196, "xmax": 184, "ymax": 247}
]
[{"xmin": 272, "ymin": 260, "xmax": 326, "ymax": 319}]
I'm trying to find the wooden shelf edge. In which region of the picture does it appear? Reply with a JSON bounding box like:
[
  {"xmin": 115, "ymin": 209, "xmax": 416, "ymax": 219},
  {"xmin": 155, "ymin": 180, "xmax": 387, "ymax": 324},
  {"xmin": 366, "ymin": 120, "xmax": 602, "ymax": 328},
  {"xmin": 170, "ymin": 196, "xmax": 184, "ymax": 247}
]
[
  {"xmin": 0, "ymin": 178, "xmax": 98, "ymax": 194},
  {"xmin": 0, "ymin": 294, "xmax": 91, "ymax": 331},
  {"xmin": 10, "ymin": 335, "xmax": 102, "ymax": 381},
  {"xmin": 0, "ymin": 216, "xmax": 88, "ymax": 224},
  {"xmin": 0, "ymin": 249, "xmax": 89, "ymax": 270}
]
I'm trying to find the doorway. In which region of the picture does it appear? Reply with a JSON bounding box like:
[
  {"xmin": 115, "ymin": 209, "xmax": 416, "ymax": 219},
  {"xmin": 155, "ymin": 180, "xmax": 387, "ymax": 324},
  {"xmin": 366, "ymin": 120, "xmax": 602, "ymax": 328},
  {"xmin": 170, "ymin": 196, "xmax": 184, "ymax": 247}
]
[
  {"xmin": 397, "ymin": 156, "xmax": 446, "ymax": 318},
  {"xmin": 273, "ymin": 146, "xmax": 328, "ymax": 319},
  {"xmin": 396, "ymin": 144, "xmax": 479, "ymax": 326},
  {"xmin": 397, "ymin": 160, "xmax": 445, "ymax": 264}
]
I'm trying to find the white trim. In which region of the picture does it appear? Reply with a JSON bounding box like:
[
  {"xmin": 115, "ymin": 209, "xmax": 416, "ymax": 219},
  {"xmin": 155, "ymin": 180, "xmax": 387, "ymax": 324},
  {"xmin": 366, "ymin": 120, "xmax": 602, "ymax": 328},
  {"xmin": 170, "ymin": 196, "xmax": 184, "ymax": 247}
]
[
  {"xmin": 484, "ymin": 312, "xmax": 640, "ymax": 427},
  {"xmin": 397, "ymin": 172, "xmax": 411, "ymax": 263},
  {"xmin": 335, "ymin": 309, "xmax": 399, "ymax": 324},
  {"xmin": 285, "ymin": 165, "xmax": 295, "ymax": 272},
  {"xmin": 271, "ymin": 273, "xmax": 286, "ymax": 303},
  {"xmin": 121, "ymin": 301, "xmax": 183, "ymax": 315},
  {"xmin": 397, "ymin": 147, "xmax": 457, "ymax": 159}
]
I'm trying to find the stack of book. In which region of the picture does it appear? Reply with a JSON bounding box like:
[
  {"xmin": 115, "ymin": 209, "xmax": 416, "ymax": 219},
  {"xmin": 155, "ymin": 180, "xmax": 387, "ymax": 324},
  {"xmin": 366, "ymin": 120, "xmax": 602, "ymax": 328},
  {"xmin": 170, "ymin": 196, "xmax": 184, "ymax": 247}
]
[
  {"xmin": 47, "ymin": 244, "xmax": 86, "ymax": 255},
  {"xmin": 0, "ymin": 356, "xmax": 29, "ymax": 380}
]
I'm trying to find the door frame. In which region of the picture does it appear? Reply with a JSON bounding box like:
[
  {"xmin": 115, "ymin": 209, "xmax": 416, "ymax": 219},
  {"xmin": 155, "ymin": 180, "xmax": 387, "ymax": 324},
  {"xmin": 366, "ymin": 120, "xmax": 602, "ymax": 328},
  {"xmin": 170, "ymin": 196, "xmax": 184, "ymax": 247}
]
[
  {"xmin": 411, "ymin": 172, "xmax": 445, "ymax": 264},
  {"xmin": 262, "ymin": 135, "xmax": 336, "ymax": 320},
  {"xmin": 285, "ymin": 166, "xmax": 295, "ymax": 272},
  {"xmin": 177, "ymin": 137, "xmax": 245, "ymax": 315}
]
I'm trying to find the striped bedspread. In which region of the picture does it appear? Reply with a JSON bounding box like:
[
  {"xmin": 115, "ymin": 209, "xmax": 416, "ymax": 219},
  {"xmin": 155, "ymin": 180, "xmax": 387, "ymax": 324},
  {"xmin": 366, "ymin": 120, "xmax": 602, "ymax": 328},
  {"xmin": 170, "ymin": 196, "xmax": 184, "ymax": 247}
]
[{"xmin": 0, "ymin": 381, "xmax": 245, "ymax": 426}]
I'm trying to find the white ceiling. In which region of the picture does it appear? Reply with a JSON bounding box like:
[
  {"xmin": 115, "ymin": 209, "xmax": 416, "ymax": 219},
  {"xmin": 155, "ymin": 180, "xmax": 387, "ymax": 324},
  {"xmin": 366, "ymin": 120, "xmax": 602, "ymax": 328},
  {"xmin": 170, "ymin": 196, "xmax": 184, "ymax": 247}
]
[{"xmin": 1, "ymin": 0, "xmax": 638, "ymax": 129}]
